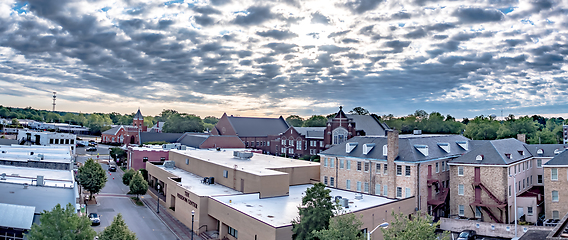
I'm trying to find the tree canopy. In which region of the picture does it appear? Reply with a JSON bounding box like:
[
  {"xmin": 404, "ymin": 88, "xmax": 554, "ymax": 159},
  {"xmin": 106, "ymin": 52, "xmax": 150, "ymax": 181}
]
[
  {"xmin": 129, "ymin": 171, "xmax": 149, "ymax": 199},
  {"xmin": 27, "ymin": 203, "xmax": 96, "ymax": 240},
  {"xmin": 122, "ymin": 169, "xmax": 136, "ymax": 186},
  {"xmin": 303, "ymin": 115, "xmax": 327, "ymax": 127},
  {"xmin": 313, "ymin": 212, "xmax": 364, "ymax": 240},
  {"xmin": 382, "ymin": 212, "xmax": 448, "ymax": 240},
  {"xmin": 98, "ymin": 214, "xmax": 137, "ymax": 240},
  {"xmin": 349, "ymin": 107, "xmax": 369, "ymax": 115},
  {"xmin": 286, "ymin": 115, "xmax": 305, "ymax": 127},
  {"xmin": 292, "ymin": 183, "xmax": 335, "ymax": 240},
  {"xmin": 77, "ymin": 158, "xmax": 107, "ymax": 200}
]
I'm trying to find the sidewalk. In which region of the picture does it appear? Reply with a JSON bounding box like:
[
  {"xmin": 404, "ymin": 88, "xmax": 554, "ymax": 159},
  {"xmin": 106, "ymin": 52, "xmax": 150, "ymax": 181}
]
[{"xmin": 142, "ymin": 196, "xmax": 203, "ymax": 240}]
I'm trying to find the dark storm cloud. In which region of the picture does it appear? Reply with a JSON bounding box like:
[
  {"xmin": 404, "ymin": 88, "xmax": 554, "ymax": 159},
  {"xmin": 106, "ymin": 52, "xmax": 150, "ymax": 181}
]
[
  {"xmin": 232, "ymin": 6, "xmax": 276, "ymax": 26},
  {"xmin": 192, "ymin": 6, "xmax": 221, "ymax": 15},
  {"xmin": 404, "ymin": 28, "xmax": 427, "ymax": 39},
  {"xmin": 311, "ymin": 12, "xmax": 330, "ymax": 24},
  {"xmin": 384, "ymin": 40, "xmax": 411, "ymax": 53},
  {"xmin": 256, "ymin": 30, "xmax": 298, "ymax": 40},
  {"xmin": 210, "ymin": 0, "xmax": 231, "ymax": 6},
  {"xmin": 195, "ymin": 15, "xmax": 216, "ymax": 26},
  {"xmin": 425, "ymin": 23, "xmax": 456, "ymax": 32},
  {"xmin": 328, "ymin": 30, "xmax": 350, "ymax": 38},
  {"xmin": 343, "ymin": 0, "xmax": 384, "ymax": 14},
  {"xmin": 453, "ymin": 7, "xmax": 504, "ymax": 23}
]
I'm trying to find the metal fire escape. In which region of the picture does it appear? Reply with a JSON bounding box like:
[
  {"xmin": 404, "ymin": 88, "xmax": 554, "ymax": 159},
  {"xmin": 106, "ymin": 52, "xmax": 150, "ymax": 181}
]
[{"xmin": 471, "ymin": 167, "xmax": 506, "ymax": 223}]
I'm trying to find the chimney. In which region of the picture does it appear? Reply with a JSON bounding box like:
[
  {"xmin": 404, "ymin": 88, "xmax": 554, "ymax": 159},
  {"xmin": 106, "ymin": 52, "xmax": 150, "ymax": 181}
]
[
  {"xmin": 387, "ymin": 130, "xmax": 399, "ymax": 198},
  {"xmin": 517, "ymin": 134, "xmax": 526, "ymax": 143}
]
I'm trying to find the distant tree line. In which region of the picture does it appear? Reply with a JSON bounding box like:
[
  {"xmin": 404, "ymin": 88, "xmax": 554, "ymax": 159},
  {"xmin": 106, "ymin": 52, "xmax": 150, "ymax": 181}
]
[{"xmin": 0, "ymin": 106, "xmax": 219, "ymax": 135}]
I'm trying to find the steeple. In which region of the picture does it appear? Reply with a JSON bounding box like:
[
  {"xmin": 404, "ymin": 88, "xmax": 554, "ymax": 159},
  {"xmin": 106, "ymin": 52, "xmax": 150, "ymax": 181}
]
[
  {"xmin": 133, "ymin": 108, "xmax": 143, "ymax": 120},
  {"xmin": 133, "ymin": 108, "xmax": 144, "ymax": 128}
]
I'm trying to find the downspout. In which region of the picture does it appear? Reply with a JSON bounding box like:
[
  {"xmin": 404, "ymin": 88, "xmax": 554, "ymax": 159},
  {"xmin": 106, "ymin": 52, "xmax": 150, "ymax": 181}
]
[
  {"xmin": 335, "ymin": 157, "xmax": 339, "ymax": 187},
  {"xmin": 369, "ymin": 159, "xmax": 373, "ymax": 195},
  {"xmin": 417, "ymin": 163, "xmax": 420, "ymax": 212}
]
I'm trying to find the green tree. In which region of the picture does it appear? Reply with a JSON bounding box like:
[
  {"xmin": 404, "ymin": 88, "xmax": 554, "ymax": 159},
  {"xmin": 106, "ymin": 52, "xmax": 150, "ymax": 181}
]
[
  {"xmin": 382, "ymin": 211, "xmax": 448, "ymax": 240},
  {"xmin": 303, "ymin": 115, "xmax": 327, "ymax": 127},
  {"xmin": 162, "ymin": 113, "xmax": 204, "ymax": 133},
  {"xmin": 77, "ymin": 158, "xmax": 107, "ymax": 200},
  {"xmin": 122, "ymin": 169, "xmax": 136, "ymax": 186},
  {"xmin": 27, "ymin": 203, "xmax": 96, "ymax": 240},
  {"xmin": 129, "ymin": 171, "xmax": 149, "ymax": 199},
  {"xmin": 313, "ymin": 213, "xmax": 364, "ymax": 240},
  {"xmin": 348, "ymin": 107, "xmax": 369, "ymax": 115},
  {"xmin": 286, "ymin": 115, "xmax": 304, "ymax": 127},
  {"xmin": 528, "ymin": 128, "xmax": 557, "ymax": 144},
  {"xmin": 463, "ymin": 116, "xmax": 500, "ymax": 140},
  {"xmin": 63, "ymin": 113, "xmax": 76, "ymax": 124},
  {"xmin": 110, "ymin": 147, "xmax": 127, "ymax": 165},
  {"xmin": 45, "ymin": 112, "xmax": 62, "ymax": 123},
  {"xmin": 292, "ymin": 183, "xmax": 335, "ymax": 240},
  {"xmin": 203, "ymin": 116, "xmax": 219, "ymax": 125},
  {"xmin": 98, "ymin": 213, "xmax": 137, "ymax": 240},
  {"xmin": 11, "ymin": 118, "xmax": 19, "ymax": 126}
]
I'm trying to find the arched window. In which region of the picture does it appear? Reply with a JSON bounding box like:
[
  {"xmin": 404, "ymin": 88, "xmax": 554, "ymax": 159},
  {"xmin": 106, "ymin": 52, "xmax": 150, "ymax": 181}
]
[{"xmin": 332, "ymin": 127, "xmax": 348, "ymax": 145}]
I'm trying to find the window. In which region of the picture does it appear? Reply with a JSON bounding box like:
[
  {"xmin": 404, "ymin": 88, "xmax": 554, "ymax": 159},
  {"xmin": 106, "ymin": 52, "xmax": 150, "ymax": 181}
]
[
  {"xmin": 333, "ymin": 128, "xmax": 348, "ymax": 145},
  {"xmin": 518, "ymin": 181, "xmax": 521, "ymax": 192},
  {"xmin": 396, "ymin": 165, "xmax": 402, "ymax": 176},
  {"xmin": 537, "ymin": 159, "xmax": 542, "ymax": 168},
  {"xmin": 509, "ymin": 185, "xmax": 511, "ymax": 196},
  {"xmin": 405, "ymin": 187, "xmax": 411, "ymax": 198},
  {"xmin": 376, "ymin": 163, "xmax": 381, "ymax": 173},
  {"xmin": 65, "ymin": 139, "xmax": 69, "ymax": 144},
  {"xmin": 357, "ymin": 181, "xmax": 362, "ymax": 192},
  {"xmin": 538, "ymin": 175, "xmax": 543, "ymax": 184},
  {"xmin": 296, "ymin": 141, "xmax": 302, "ymax": 150},
  {"xmin": 459, "ymin": 205, "xmax": 465, "ymax": 216},
  {"xmin": 552, "ymin": 168, "xmax": 558, "ymax": 180},
  {"xmin": 346, "ymin": 160, "xmax": 351, "ymax": 170},
  {"xmin": 364, "ymin": 162, "xmax": 370, "ymax": 172},
  {"xmin": 54, "ymin": 139, "xmax": 59, "ymax": 144},
  {"xmin": 281, "ymin": 139, "xmax": 286, "ymax": 145},
  {"xmin": 436, "ymin": 162, "xmax": 439, "ymax": 173},
  {"xmin": 324, "ymin": 176, "xmax": 328, "ymax": 185},
  {"xmin": 330, "ymin": 158, "xmax": 335, "ymax": 168},
  {"xmin": 523, "ymin": 179, "xmax": 525, "ymax": 188},
  {"xmin": 50, "ymin": 139, "xmax": 54, "ymax": 144},
  {"xmin": 528, "ymin": 207, "xmax": 533, "ymax": 216},
  {"xmin": 340, "ymin": 159, "xmax": 344, "ymax": 169},
  {"xmin": 384, "ymin": 164, "xmax": 388, "ymax": 174},
  {"xmin": 70, "ymin": 139, "xmax": 74, "ymax": 144},
  {"xmin": 143, "ymin": 157, "xmax": 148, "ymax": 162},
  {"xmin": 529, "ymin": 160, "xmax": 531, "ymax": 168},
  {"xmin": 396, "ymin": 187, "xmax": 402, "ymax": 198},
  {"xmin": 364, "ymin": 182, "xmax": 369, "ymax": 193},
  {"xmin": 324, "ymin": 158, "xmax": 328, "ymax": 167},
  {"xmin": 289, "ymin": 148, "xmax": 294, "ymax": 154},
  {"xmin": 160, "ymin": 157, "xmax": 166, "ymax": 161},
  {"xmin": 357, "ymin": 162, "xmax": 362, "ymax": 171},
  {"xmin": 383, "ymin": 185, "xmax": 388, "ymax": 196},
  {"xmin": 552, "ymin": 190, "xmax": 559, "ymax": 202},
  {"xmin": 281, "ymin": 148, "xmax": 286, "ymax": 154},
  {"xmin": 442, "ymin": 161, "xmax": 446, "ymax": 171},
  {"xmin": 553, "ymin": 211, "xmax": 560, "ymax": 220},
  {"xmin": 458, "ymin": 184, "xmax": 464, "ymax": 195},
  {"xmin": 320, "ymin": 141, "xmax": 324, "ymax": 147},
  {"xmin": 405, "ymin": 166, "xmax": 411, "ymax": 176},
  {"xmin": 267, "ymin": 141, "xmax": 270, "ymax": 146},
  {"xmin": 228, "ymin": 226, "xmax": 238, "ymax": 238},
  {"xmin": 289, "ymin": 140, "xmax": 294, "ymax": 146},
  {"xmin": 509, "ymin": 167, "xmax": 512, "ymax": 176},
  {"xmin": 458, "ymin": 166, "xmax": 464, "ymax": 176},
  {"xmin": 330, "ymin": 177, "xmax": 335, "ymax": 187},
  {"xmin": 310, "ymin": 141, "xmax": 316, "ymax": 147},
  {"xmin": 530, "ymin": 175, "xmax": 533, "ymax": 185},
  {"xmin": 375, "ymin": 184, "xmax": 381, "ymax": 195},
  {"xmin": 475, "ymin": 207, "xmax": 482, "ymax": 218},
  {"xmin": 346, "ymin": 180, "xmax": 351, "ymax": 190},
  {"xmin": 515, "ymin": 165, "xmax": 517, "ymax": 174},
  {"xmin": 223, "ymin": 170, "xmax": 228, "ymax": 178}
]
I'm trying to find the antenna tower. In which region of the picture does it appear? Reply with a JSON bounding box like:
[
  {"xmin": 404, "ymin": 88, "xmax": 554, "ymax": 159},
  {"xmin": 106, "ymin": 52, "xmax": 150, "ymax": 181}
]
[{"xmin": 52, "ymin": 92, "xmax": 56, "ymax": 112}]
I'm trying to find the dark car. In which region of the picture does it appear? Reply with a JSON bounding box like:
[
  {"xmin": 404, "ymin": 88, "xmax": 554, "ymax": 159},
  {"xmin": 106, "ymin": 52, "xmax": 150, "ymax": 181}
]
[
  {"xmin": 86, "ymin": 147, "xmax": 97, "ymax": 151},
  {"xmin": 76, "ymin": 142, "xmax": 86, "ymax": 147},
  {"xmin": 108, "ymin": 165, "xmax": 117, "ymax": 172},
  {"xmin": 457, "ymin": 230, "xmax": 476, "ymax": 240},
  {"xmin": 88, "ymin": 213, "xmax": 100, "ymax": 226}
]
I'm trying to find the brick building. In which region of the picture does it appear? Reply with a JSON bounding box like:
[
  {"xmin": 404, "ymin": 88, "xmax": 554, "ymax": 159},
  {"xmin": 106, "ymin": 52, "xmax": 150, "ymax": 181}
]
[
  {"xmin": 269, "ymin": 127, "xmax": 325, "ymax": 158},
  {"xmin": 319, "ymin": 130, "xmax": 470, "ymax": 220},
  {"xmin": 543, "ymin": 149, "xmax": 568, "ymax": 220},
  {"xmin": 101, "ymin": 109, "xmax": 147, "ymax": 145},
  {"xmin": 211, "ymin": 113, "xmax": 290, "ymax": 153},
  {"xmin": 449, "ymin": 137, "xmax": 568, "ymax": 224},
  {"xmin": 323, "ymin": 107, "xmax": 389, "ymax": 149}
]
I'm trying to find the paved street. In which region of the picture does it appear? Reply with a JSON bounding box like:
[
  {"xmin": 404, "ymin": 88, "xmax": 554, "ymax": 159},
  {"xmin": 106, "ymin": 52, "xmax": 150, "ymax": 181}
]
[{"xmin": 85, "ymin": 160, "xmax": 179, "ymax": 240}]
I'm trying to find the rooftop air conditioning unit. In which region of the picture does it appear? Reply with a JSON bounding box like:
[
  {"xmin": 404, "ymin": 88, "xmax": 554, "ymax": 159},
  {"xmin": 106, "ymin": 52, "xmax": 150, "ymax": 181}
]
[
  {"xmin": 163, "ymin": 161, "xmax": 175, "ymax": 169},
  {"xmin": 36, "ymin": 175, "xmax": 44, "ymax": 186},
  {"xmin": 342, "ymin": 198, "xmax": 349, "ymax": 208},
  {"xmin": 233, "ymin": 151, "xmax": 253, "ymax": 159}
]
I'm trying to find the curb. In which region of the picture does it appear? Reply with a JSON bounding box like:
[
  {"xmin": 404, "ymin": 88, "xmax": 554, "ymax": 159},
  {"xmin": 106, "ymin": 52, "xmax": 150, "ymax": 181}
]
[{"xmin": 142, "ymin": 197, "xmax": 182, "ymax": 240}]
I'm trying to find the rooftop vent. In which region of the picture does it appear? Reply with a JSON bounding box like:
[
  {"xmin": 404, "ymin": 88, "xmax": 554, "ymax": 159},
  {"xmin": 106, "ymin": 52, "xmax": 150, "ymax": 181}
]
[
  {"xmin": 413, "ymin": 130, "xmax": 422, "ymax": 135},
  {"xmin": 505, "ymin": 153, "xmax": 512, "ymax": 159},
  {"xmin": 355, "ymin": 193, "xmax": 363, "ymax": 200},
  {"xmin": 346, "ymin": 142, "xmax": 358, "ymax": 153},
  {"xmin": 518, "ymin": 151, "xmax": 524, "ymax": 156},
  {"xmin": 438, "ymin": 143, "xmax": 450, "ymax": 153},
  {"xmin": 36, "ymin": 175, "xmax": 44, "ymax": 186},
  {"xmin": 363, "ymin": 143, "xmax": 375, "ymax": 155},
  {"xmin": 476, "ymin": 155, "xmax": 483, "ymax": 161},
  {"xmin": 456, "ymin": 141, "xmax": 468, "ymax": 151},
  {"xmin": 233, "ymin": 151, "xmax": 253, "ymax": 159},
  {"xmin": 163, "ymin": 161, "xmax": 175, "ymax": 169},
  {"xmin": 414, "ymin": 145, "xmax": 429, "ymax": 156}
]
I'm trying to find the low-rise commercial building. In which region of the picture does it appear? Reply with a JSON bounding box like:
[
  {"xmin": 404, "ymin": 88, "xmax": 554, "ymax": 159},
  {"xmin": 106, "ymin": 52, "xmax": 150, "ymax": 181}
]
[{"xmin": 16, "ymin": 130, "xmax": 76, "ymax": 155}]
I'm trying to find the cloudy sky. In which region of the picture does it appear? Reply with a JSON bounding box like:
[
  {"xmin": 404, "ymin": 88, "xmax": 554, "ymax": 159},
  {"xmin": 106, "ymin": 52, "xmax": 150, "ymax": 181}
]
[{"xmin": 0, "ymin": 0, "xmax": 567, "ymax": 119}]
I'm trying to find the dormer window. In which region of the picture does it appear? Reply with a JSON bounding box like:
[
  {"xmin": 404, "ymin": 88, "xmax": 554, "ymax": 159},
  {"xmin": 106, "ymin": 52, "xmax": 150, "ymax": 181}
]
[
  {"xmin": 505, "ymin": 154, "xmax": 512, "ymax": 159},
  {"xmin": 554, "ymin": 149, "xmax": 562, "ymax": 155},
  {"xmin": 383, "ymin": 145, "xmax": 388, "ymax": 156},
  {"xmin": 476, "ymin": 155, "xmax": 483, "ymax": 161},
  {"xmin": 518, "ymin": 151, "xmax": 524, "ymax": 156},
  {"xmin": 346, "ymin": 142, "xmax": 358, "ymax": 153},
  {"xmin": 537, "ymin": 149, "xmax": 544, "ymax": 155},
  {"xmin": 414, "ymin": 145, "xmax": 429, "ymax": 156},
  {"xmin": 456, "ymin": 141, "xmax": 468, "ymax": 151},
  {"xmin": 438, "ymin": 143, "xmax": 450, "ymax": 153},
  {"xmin": 363, "ymin": 143, "xmax": 375, "ymax": 155}
]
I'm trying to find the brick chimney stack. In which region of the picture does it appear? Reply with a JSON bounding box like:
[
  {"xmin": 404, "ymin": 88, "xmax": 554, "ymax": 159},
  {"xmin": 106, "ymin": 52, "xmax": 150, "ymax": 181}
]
[
  {"xmin": 517, "ymin": 134, "xmax": 526, "ymax": 143},
  {"xmin": 387, "ymin": 129, "xmax": 399, "ymax": 198}
]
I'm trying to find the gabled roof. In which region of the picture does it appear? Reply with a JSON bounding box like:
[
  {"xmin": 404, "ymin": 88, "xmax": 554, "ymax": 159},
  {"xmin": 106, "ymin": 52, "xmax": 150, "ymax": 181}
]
[
  {"xmin": 543, "ymin": 149, "xmax": 568, "ymax": 166},
  {"xmin": 102, "ymin": 126, "xmax": 123, "ymax": 135},
  {"xmin": 320, "ymin": 134, "xmax": 470, "ymax": 162},
  {"xmin": 0, "ymin": 203, "xmax": 35, "ymax": 230},
  {"xmin": 293, "ymin": 127, "xmax": 325, "ymax": 139},
  {"xmin": 452, "ymin": 138, "xmax": 529, "ymax": 165},
  {"xmin": 177, "ymin": 134, "xmax": 209, "ymax": 148},
  {"xmin": 346, "ymin": 114, "xmax": 389, "ymax": 135},
  {"xmin": 524, "ymin": 144, "xmax": 568, "ymax": 158},
  {"xmin": 139, "ymin": 132, "xmax": 185, "ymax": 144},
  {"xmin": 133, "ymin": 109, "xmax": 143, "ymax": 120},
  {"xmin": 227, "ymin": 116, "xmax": 289, "ymax": 137}
]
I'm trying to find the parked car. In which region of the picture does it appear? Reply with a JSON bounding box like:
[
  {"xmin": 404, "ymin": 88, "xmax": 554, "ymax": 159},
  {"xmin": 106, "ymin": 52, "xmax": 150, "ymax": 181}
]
[
  {"xmin": 86, "ymin": 147, "xmax": 97, "ymax": 151},
  {"xmin": 108, "ymin": 165, "xmax": 117, "ymax": 172},
  {"xmin": 88, "ymin": 213, "xmax": 100, "ymax": 226},
  {"xmin": 88, "ymin": 141, "xmax": 97, "ymax": 146},
  {"xmin": 457, "ymin": 230, "xmax": 476, "ymax": 240},
  {"xmin": 76, "ymin": 142, "xmax": 86, "ymax": 147}
]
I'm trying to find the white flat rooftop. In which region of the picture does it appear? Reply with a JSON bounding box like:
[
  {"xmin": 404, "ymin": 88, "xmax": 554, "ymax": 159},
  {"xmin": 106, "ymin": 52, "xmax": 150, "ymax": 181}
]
[
  {"xmin": 0, "ymin": 165, "xmax": 74, "ymax": 187},
  {"xmin": 211, "ymin": 184, "xmax": 397, "ymax": 228},
  {"xmin": 171, "ymin": 149, "xmax": 319, "ymax": 176},
  {"xmin": 157, "ymin": 165, "xmax": 240, "ymax": 197},
  {"xmin": 0, "ymin": 145, "xmax": 72, "ymax": 163},
  {"xmin": 0, "ymin": 182, "xmax": 78, "ymax": 213}
]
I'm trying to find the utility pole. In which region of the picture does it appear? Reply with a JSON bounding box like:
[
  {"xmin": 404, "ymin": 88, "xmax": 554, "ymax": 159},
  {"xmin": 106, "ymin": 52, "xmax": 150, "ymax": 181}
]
[{"xmin": 52, "ymin": 92, "xmax": 57, "ymax": 111}]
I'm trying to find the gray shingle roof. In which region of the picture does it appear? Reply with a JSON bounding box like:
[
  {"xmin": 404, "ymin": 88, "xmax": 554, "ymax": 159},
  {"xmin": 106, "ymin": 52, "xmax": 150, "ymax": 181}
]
[
  {"xmin": 227, "ymin": 116, "xmax": 289, "ymax": 137},
  {"xmin": 320, "ymin": 134, "xmax": 470, "ymax": 162},
  {"xmin": 451, "ymin": 138, "xmax": 530, "ymax": 165},
  {"xmin": 177, "ymin": 134, "xmax": 209, "ymax": 148},
  {"xmin": 102, "ymin": 126, "xmax": 122, "ymax": 135},
  {"xmin": 543, "ymin": 149, "xmax": 568, "ymax": 166},
  {"xmin": 139, "ymin": 132, "xmax": 184, "ymax": 144},
  {"xmin": 133, "ymin": 109, "xmax": 143, "ymax": 120},
  {"xmin": 293, "ymin": 127, "xmax": 325, "ymax": 139},
  {"xmin": 525, "ymin": 144, "xmax": 568, "ymax": 158},
  {"xmin": 346, "ymin": 114, "xmax": 388, "ymax": 136}
]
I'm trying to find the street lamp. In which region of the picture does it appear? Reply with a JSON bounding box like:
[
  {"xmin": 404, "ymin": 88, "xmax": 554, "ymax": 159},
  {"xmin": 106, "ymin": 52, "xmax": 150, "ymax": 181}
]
[
  {"xmin": 367, "ymin": 222, "xmax": 389, "ymax": 240},
  {"xmin": 156, "ymin": 198, "xmax": 160, "ymax": 214},
  {"xmin": 191, "ymin": 210, "xmax": 195, "ymax": 240}
]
